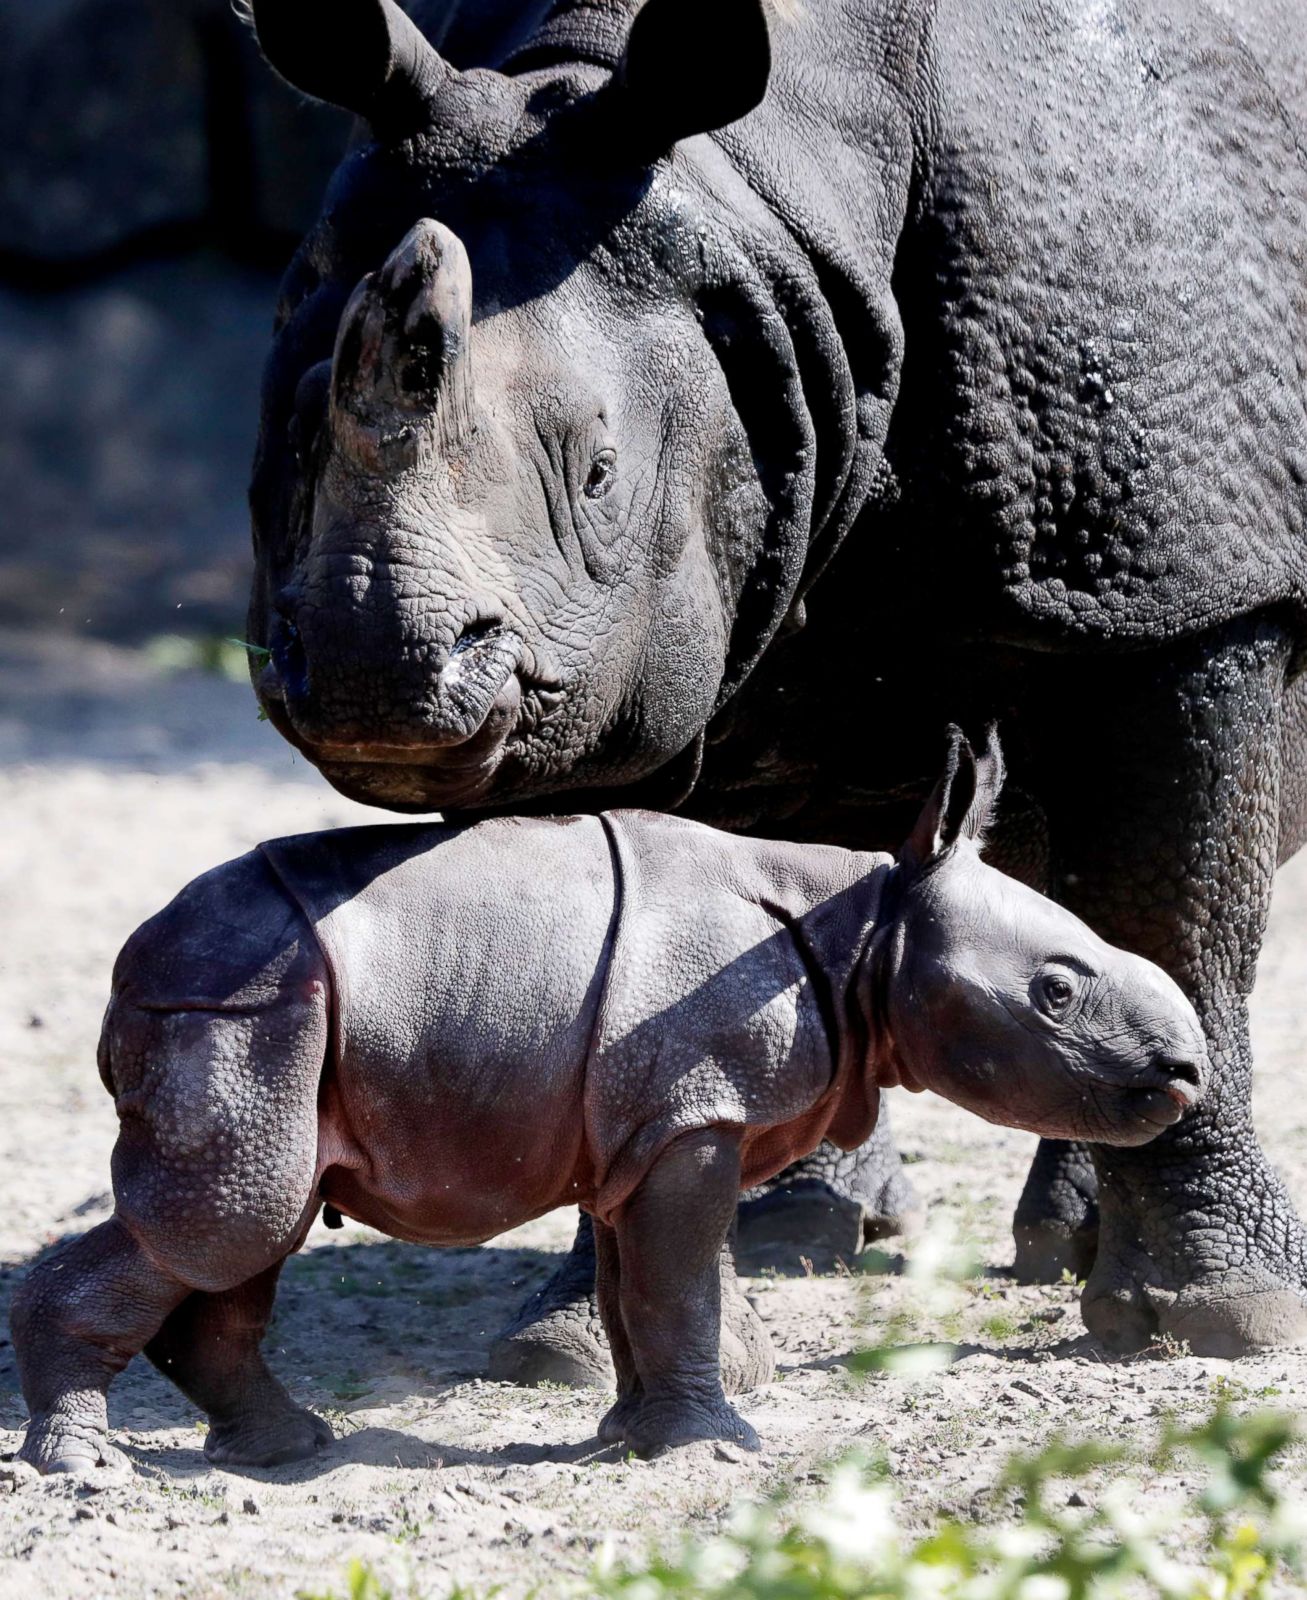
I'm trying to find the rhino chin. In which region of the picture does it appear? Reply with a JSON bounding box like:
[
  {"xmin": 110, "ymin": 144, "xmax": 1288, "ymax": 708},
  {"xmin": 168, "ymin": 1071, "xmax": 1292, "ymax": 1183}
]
[{"xmin": 316, "ymin": 757, "xmax": 504, "ymax": 813}]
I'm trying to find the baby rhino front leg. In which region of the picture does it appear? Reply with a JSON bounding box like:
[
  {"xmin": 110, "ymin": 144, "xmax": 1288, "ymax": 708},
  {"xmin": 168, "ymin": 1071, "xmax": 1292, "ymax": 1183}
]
[{"xmin": 604, "ymin": 1130, "xmax": 760, "ymax": 1459}]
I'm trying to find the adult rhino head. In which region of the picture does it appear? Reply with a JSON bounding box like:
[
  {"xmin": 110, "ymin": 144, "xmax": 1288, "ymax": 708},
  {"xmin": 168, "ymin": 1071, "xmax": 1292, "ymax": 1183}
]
[{"xmin": 246, "ymin": 0, "xmax": 877, "ymax": 811}]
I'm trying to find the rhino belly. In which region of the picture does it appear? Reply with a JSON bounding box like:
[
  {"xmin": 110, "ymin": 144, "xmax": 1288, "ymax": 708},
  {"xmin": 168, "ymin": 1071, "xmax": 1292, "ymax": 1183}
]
[{"xmin": 316, "ymin": 1044, "xmax": 593, "ymax": 1247}]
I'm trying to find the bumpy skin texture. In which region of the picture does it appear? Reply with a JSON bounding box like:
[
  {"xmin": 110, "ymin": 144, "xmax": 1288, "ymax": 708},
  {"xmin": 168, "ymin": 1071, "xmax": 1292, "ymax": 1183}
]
[
  {"xmin": 11, "ymin": 762, "xmax": 1208, "ymax": 1466},
  {"xmin": 14, "ymin": 851, "xmax": 331, "ymax": 1475},
  {"xmin": 245, "ymin": 0, "xmax": 1307, "ymax": 1364},
  {"xmin": 1013, "ymin": 1139, "xmax": 1099, "ymax": 1285}
]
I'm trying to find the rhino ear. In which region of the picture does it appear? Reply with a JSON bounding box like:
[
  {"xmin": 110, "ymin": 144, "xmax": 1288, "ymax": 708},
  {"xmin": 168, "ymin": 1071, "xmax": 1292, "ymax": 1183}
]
[
  {"xmin": 252, "ymin": 0, "xmax": 452, "ymax": 139},
  {"xmin": 613, "ymin": 0, "xmax": 772, "ymax": 156},
  {"xmin": 901, "ymin": 726, "xmax": 991, "ymax": 872},
  {"xmin": 969, "ymin": 723, "xmax": 1007, "ymax": 839}
]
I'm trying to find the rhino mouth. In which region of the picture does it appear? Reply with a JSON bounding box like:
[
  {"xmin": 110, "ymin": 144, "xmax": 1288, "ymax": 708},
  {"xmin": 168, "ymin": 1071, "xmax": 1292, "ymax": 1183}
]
[
  {"xmin": 1089, "ymin": 1058, "xmax": 1204, "ymax": 1144},
  {"xmin": 1126, "ymin": 1083, "xmax": 1195, "ymax": 1130},
  {"xmin": 261, "ymin": 671, "xmax": 568, "ymax": 812}
]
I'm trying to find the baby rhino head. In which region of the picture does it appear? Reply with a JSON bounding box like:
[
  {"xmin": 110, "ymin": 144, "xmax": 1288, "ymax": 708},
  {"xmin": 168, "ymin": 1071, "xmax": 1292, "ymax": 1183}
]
[{"xmin": 881, "ymin": 729, "xmax": 1207, "ymax": 1147}]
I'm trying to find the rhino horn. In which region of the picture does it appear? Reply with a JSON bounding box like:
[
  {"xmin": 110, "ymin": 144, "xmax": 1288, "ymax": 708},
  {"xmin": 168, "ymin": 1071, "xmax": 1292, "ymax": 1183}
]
[
  {"xmin": 252, "ymin": 0, "xmax": 451, "ymax": 140},
  {"xmin": 330, "ymin": 219, "xmax": 474, "ymax": 469}
]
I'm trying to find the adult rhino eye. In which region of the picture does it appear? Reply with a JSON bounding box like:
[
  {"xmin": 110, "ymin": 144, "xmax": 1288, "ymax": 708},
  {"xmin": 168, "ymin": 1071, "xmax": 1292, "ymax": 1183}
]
[{"xmin": 583, "ymin": 448, "xmax": 617, "ymax": 500}]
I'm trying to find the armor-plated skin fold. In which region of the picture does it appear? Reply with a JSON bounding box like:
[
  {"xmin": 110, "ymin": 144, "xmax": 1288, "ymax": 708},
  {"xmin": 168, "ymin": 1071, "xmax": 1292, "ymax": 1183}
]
[{"xmin": 11, "ymin": 734, "xmax": 1208, "ymax": 1467}]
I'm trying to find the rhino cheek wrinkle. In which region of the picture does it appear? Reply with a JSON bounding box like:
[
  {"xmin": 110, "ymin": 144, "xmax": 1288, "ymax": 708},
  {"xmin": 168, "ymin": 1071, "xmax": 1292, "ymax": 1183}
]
[{"xmin": 11, "ymin": 728, "xmax": 1206, "ymax": 1468}]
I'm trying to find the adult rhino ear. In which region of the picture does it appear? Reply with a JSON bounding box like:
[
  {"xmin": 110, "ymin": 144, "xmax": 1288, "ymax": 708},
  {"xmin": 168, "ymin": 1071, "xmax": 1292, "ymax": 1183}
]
[
  {"xmin": 901, "ymin": 725, "xmax": 1005, "ymax": 872},
  {"xmin": 251, "ymin": 0, "xmax": 452, "ymax": 140},
  {"xmin": 612, "ymin": 0, "xmax": 772, "ymax": 157}
]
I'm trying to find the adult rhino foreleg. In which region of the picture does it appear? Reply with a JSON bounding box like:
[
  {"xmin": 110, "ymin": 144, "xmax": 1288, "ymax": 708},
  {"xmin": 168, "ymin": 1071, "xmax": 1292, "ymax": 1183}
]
[
  {"xmin": 1012, "ymin": 1139, "xmax": 1100, "ymax": 1284},
  {"xmin": 1042, "ymin": 615, "xmax": 1307, "ymax": 1356}
]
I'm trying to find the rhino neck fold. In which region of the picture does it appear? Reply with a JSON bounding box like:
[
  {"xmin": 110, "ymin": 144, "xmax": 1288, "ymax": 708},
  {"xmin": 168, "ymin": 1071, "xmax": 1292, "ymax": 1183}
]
[{"xmin": 854, "ymin": 866, "xmax": 913, "ymax": 1095}]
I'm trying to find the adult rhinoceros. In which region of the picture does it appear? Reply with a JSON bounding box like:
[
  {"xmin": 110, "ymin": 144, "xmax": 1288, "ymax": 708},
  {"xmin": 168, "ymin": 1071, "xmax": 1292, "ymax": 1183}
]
[{"xmin": 244, "ymin": 0, "xmax": 1307, "ymax": 1373}]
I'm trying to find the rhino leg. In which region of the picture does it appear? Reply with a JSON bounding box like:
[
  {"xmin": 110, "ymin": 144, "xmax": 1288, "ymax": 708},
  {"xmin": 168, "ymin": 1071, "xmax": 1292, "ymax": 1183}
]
[
  {"xmin": 1012, "ymin": 1139, "xmax": 1100, "ymax": 1283},
  {"xmin": 1043, "ymin": 616, "xmax": 1307, "ymax": 1356},
  {"xmin": 488, "ymin": 1114, "xmax": 910, "ymax": 1387},
  {"xmin": 487, "ymin": 1211, "xmax": 610, "ymax": 1388},
  {"xmin": 12, "ymin": 1217, "xmax": 190, "ymax": 1475},
  {"xmin": 595, "ymin": 1219, "xmax": 641, "ymax": 1443},
  {"xmin": 489, "ymin": 1214, "xmax": 772, "ymax": 1392},
  {"xmin": 737, "ymin": 1109, "xmax": 920, "ymax": 1271},
  {"xmin": 13, "ymin": 859, "xmax": 332, "ymax": 1471},
  {"xmin": 145, "ymin": 1262, "xmax": 332, "ymax": 1467},
  {"xmin": 605, "ymin": 1130, "xmax": 760, "ymax": 1459}
]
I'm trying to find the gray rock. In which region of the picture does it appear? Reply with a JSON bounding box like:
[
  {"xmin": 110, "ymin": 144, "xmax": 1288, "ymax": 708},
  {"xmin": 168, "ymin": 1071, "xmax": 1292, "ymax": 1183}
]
[
  {"xmin": 0, "ymin": 256, "xmax": 277, "ymax": 641},
  {"xmin": 0, "ymin": 0, "xmax": 350, "ymax": 265}
]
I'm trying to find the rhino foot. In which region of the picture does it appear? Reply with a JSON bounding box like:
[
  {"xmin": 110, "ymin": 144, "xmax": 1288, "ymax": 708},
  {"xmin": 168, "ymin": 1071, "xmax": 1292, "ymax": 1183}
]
[
  {"xmin": 737, "ymin": 1119, "xmax": 920, "ymax": 1274},
  {"xmin": 204, "ymin": 1405, "xmax": 333, "ymax": 1469},
  {"xmin": 596, "ymin": 1390, "xmax": 642, "ymax": 1446},
  {"xmin": 1012, "ymin": 1138, "xmax": 1100, "ymax": 1283},
  {"xmin": 1084, "ymin": 1247, "xmax": 1307, "ymax": 1359},
  {"xmin": 1081, "ymin": 1142, "xmax": 1307, "ymax": 1358},
  {"xmin": 488, "ymin": 1214, "xmax": 613, "ymax": 1389},
  {"xmin": 19, "ymin": 1415, "xmax": 130, "ymax": 1478},
  {"xmin": 616, "ymin": 1393, "xmax": 761, "ymax": 1460}
]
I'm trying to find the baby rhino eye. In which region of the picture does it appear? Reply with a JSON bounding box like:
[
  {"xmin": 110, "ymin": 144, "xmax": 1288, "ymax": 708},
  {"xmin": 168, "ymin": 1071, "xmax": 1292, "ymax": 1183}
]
[{"xmin": 1033, "ymin": 966, "xmax": 1081, "ymax": 1019}]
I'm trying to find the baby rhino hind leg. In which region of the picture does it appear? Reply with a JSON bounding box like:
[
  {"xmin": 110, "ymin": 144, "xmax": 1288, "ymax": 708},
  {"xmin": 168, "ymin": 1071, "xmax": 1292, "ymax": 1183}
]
[
  {"xmin": 13, "ymin": 1218, "xmax": 190, "ymax": 1475},
  {"xmin": 147, "ymin": 1263, "xmax": 332, "ymax": 1468},
  {"xmin": 14, "ymin": 848, "xmax": 332, "ymax": 1474}
]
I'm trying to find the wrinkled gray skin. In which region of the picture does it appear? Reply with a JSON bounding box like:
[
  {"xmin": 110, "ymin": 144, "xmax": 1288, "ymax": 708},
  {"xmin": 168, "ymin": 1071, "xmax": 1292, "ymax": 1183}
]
[
  {"xmin": 245, "ymin": 0, "xmax": 1307, "ymax": 1366},
  {"xmin": 11, "ymin": 733, "xmax": 1206, "ymax": 1469}
]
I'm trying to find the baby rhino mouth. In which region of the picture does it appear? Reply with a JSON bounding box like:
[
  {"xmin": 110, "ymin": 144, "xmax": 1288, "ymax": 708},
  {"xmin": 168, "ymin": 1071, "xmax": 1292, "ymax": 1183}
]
[{"xmin": 1118, "ymin": 1054, "xmax": 1206, "ymax": 1136}]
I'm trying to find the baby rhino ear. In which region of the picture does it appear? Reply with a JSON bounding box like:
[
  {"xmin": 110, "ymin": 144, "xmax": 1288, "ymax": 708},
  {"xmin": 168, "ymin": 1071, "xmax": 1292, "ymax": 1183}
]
[{"xmin": 902, "ymin": 725, "xmax": 1006, "ymax": 871}]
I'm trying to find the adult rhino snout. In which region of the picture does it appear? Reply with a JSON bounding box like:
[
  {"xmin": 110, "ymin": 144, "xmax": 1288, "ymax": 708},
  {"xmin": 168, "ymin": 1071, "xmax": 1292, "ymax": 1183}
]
[{"xmin": 262, "ymin": 590, "xmax": 528, "ymax": 802}]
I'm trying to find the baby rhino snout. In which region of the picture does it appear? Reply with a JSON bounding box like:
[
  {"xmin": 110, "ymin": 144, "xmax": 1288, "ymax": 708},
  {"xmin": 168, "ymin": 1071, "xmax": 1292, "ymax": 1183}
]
[{"xmin": 1113, "ymin": 955, "xmax": 1209, "ymax": 1132}]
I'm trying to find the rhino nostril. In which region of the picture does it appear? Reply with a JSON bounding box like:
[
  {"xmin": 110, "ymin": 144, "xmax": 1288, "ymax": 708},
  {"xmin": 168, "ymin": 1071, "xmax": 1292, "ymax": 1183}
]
[
  {"xmin": 447, "ymin": 614, "xmax": 508, "ymax": 661},
  {"xmin": 270, "ymin": 611, "xmax": 309, "ymax": 705},
  {"xmin": 1155, "ymin": 1055, "xmax": 1203, "ymax": 1089}
]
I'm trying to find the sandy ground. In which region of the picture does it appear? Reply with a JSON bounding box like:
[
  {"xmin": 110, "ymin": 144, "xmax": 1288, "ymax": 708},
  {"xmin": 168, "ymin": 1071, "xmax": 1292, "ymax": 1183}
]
[{"xmin": 3, "ymin": 630, "xmax": 1307, "ymax": 1599}]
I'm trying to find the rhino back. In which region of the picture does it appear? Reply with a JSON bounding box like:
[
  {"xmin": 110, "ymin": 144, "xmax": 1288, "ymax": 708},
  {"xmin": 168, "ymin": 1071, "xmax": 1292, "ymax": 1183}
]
[
  {"xmin": 259, "ymin": 816, "xmax": 616, "ymax": 1230},
  {"xmin": 109, "ymin": 848, "xmax": 317, "ymax": 1013},
  {"xmin": 889, "ymin": 0, "xmax": 1307, "ymax": 646}
]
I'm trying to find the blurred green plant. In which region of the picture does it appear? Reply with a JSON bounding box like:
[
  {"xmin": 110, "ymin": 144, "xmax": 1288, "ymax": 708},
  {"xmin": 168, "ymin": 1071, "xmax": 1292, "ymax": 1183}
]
[
  {"xmin": 301, "ymin": 1220, "xmax": 1305, "ymax": 1600},
  {"xmin": 299, "ymin": 1560, "xmax": 397, "ymax": 1600},
  {"xmin": 851, "ymin": 1215, "xmax": 979, "ymax": 1376},
  {"xmin": 143, "ymin": 633, "xmax": 268, "ymax": 683},
  {"xmin": 591, "ymin": 1407, "xmax": 1303, "ymax": 1600}
]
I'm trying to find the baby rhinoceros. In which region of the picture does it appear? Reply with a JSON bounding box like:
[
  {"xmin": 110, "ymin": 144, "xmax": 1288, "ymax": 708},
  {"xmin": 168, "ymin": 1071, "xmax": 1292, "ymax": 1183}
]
[{"xmin": 14, "ymin": 730, "xmax": 1206, "ymax": 1470}]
